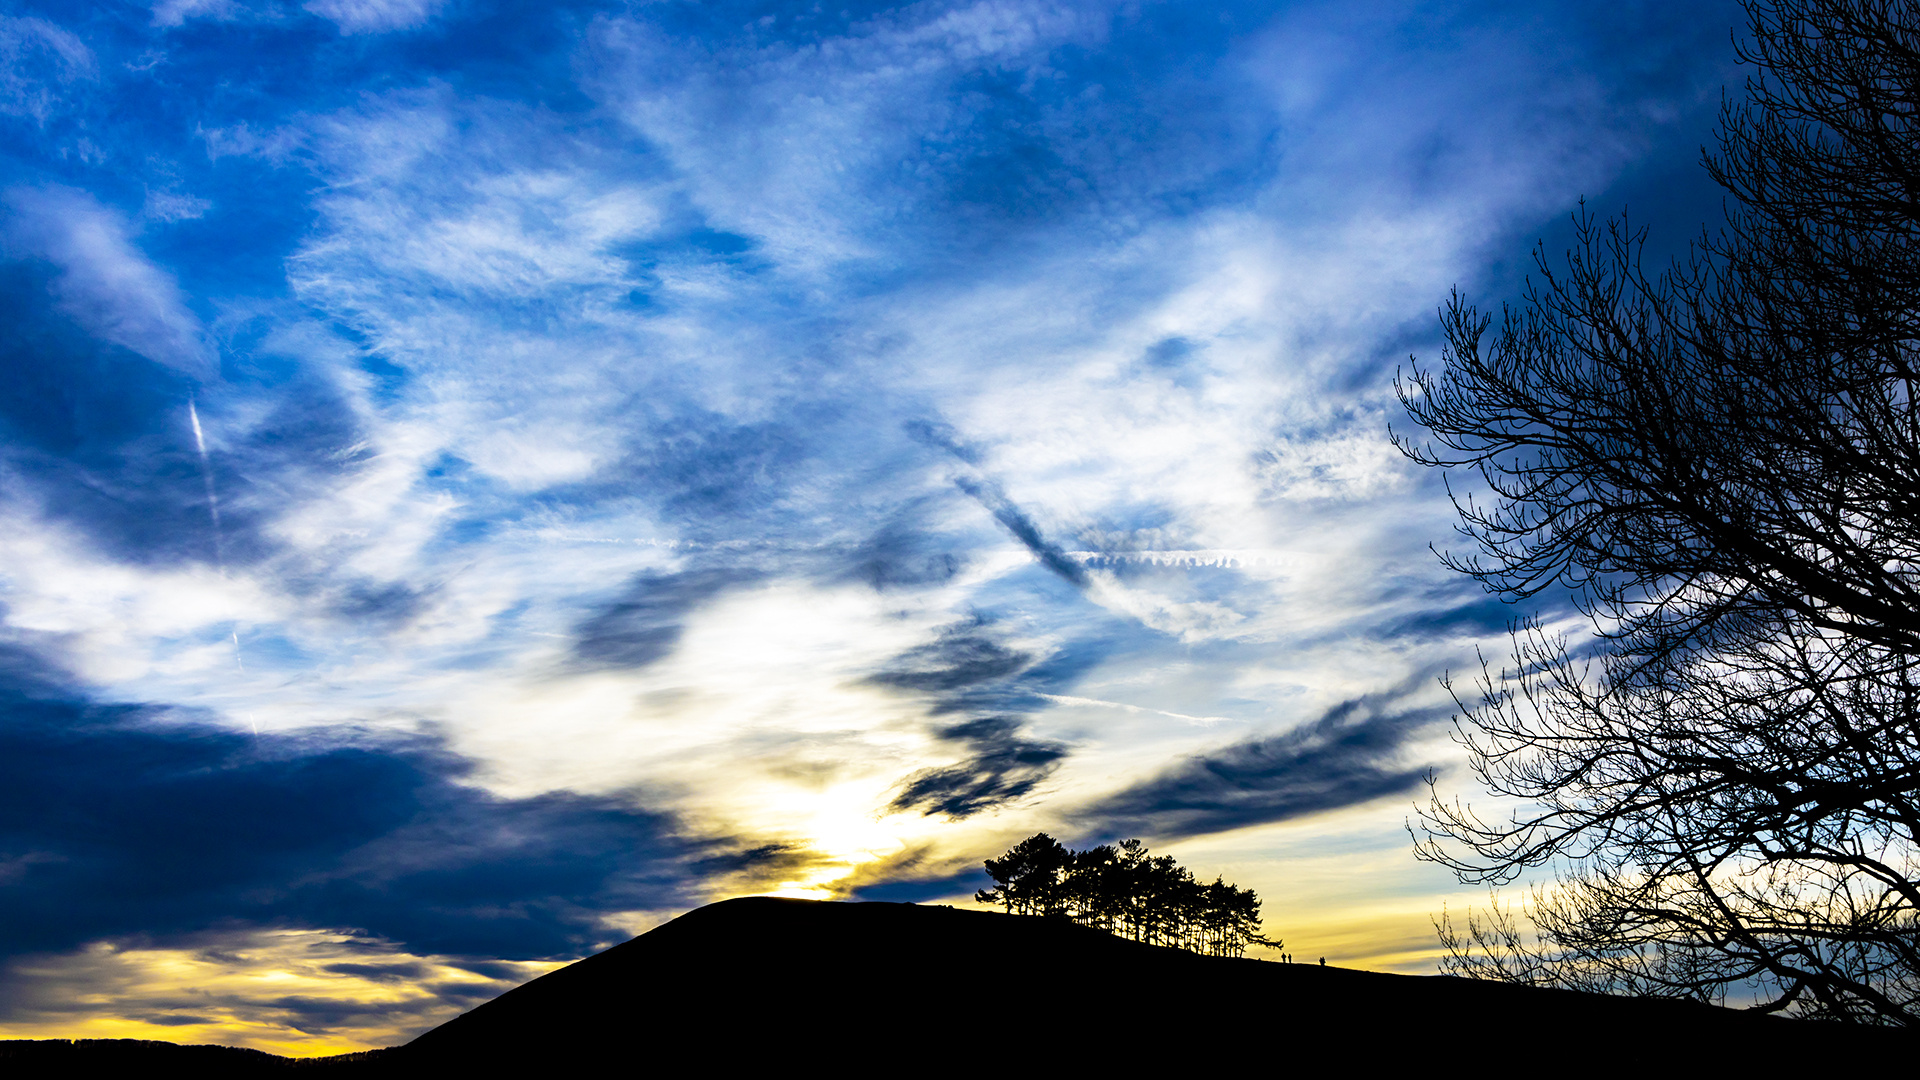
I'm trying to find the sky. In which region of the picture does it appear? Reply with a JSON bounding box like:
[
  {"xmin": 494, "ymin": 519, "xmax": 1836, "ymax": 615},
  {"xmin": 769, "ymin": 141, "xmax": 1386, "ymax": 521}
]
[{"xmin": 0, "ymin": 0, "xmax": 1743, "ymax": 1055}]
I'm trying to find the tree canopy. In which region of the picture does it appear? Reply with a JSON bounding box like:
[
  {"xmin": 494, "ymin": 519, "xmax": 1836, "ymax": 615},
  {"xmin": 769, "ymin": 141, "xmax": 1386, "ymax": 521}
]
[
  {"xmin": 1397, "ymin": 0, "xmax": 1920, "ymax": 1024},
  {"xmin": 976, "ymin": 834, "xmax": 1277, "ymax": 959}
]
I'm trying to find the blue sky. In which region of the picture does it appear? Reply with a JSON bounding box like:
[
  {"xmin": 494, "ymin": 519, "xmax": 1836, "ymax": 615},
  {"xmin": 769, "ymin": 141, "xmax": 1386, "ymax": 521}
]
[{"xmin": 0, "ymin": 0, "xmax": 1739, "ymax": 1053}]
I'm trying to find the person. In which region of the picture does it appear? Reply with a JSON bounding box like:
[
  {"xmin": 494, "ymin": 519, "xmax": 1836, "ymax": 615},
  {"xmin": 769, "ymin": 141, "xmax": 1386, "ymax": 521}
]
[{"xmin": 1318, "ymin": 957, "xmax": 1325, "ymax": 966}]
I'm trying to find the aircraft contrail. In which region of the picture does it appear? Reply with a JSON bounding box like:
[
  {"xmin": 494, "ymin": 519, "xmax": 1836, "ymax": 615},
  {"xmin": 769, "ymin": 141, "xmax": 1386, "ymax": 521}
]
[
  {"xmin": 188, "ymin": 397, "xmax": 225, "ymax": 567},
  {"xmin": 191, "ymin": 399, "xmax": 246, "ymax": 680},
  {"xmin": 1036, "ymin": 693, "xmax": 1232, "ymax": 726}
]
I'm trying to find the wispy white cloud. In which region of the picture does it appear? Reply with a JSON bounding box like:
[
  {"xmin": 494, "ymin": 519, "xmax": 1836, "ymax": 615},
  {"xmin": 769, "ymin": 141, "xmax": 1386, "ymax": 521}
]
[
  {"xmin": 0, "ymin": 16, "xmax": 92, "ymax": 124},
  {"xmin": 1, "ymin": 185, "xmax": 215, "ymax": 379},
  {"xmin": 586, "ymin": 2, "xmax": 1109, "ymax": 270},
  {"xmin": 150, "ymin": 0, "xmax": 248, "ymax": 29},
  {"xmin": 306, "ymin": 0, "xmax": 445, "ymax": 34}
]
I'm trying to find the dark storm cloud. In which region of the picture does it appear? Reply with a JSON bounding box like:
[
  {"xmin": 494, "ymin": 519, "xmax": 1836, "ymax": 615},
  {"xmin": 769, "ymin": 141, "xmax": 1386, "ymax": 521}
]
[
  {"xmin": 0, "ymin": 657, "xmax": 724, "ymax": 963},
  {"xmin": 571, "ymin": 567, "xmax": 758, "ymax": 670},
  {"xmin": 1081, "ymin": 683, "xmax": 1449, "ymax": 840}
]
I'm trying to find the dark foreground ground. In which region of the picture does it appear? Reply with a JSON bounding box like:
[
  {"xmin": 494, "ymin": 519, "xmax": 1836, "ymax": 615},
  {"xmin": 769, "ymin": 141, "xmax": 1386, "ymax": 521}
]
[{"xmin": 4, "ymin": 897, "xmax": 1912, "ymax": 1072}]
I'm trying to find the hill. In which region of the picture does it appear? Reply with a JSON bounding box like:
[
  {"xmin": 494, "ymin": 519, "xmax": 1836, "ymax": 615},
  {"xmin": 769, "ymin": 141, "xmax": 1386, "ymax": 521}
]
[{"xmin": 3, "ymin": 898, "xmax": 1911, "ymax": 1072}]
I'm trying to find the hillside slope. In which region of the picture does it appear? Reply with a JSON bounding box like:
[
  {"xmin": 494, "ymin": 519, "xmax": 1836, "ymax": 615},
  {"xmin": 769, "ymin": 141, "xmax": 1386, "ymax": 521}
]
[
  {"xmin": 387, "ymin": 897, "xmax": 1905, "ymax": 1069},
  {"xmin": 4, "ymin": 898, "xmax": 1909, "ymax": 1072}
]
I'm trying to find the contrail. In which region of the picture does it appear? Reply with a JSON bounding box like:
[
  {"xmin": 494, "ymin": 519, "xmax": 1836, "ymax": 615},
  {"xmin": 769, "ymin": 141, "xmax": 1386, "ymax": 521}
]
[
  {"xmin": 191, "ymin": 399, "xmax": 245, "ymax": 679},
  {"xmin": 905, "ymin": 417, "xmax": 1089, "ymax": 589},
  {"xmin": 952, "ymin": 475, "xmax": 1089, "ymax": 589},
  {"xmin": 187, "ymin": 397, "xmax": 225, "ymax": 567},
  {"xmin": 1036, "ymin": 693, "xmax": 1233, "ymax": 725}
]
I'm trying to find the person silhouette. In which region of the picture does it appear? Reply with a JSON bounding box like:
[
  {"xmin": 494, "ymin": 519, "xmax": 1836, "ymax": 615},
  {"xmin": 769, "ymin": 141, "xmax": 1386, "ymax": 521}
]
[{"xmin": 1318, "ymin": 957, "xmax": 1326, "ymax": 966}]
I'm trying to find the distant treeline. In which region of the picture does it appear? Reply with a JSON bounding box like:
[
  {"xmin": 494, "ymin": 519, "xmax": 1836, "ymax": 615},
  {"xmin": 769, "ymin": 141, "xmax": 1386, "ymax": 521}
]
[{"xmin": 976, "ymin": 834, "xmax": 1276, "ymax": 958}]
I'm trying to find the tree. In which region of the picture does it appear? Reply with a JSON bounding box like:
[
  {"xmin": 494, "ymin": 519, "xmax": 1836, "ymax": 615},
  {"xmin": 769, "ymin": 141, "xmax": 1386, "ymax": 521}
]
[
  {"xmin": 976, "ymin": 834, "xmax": 1279, "ymax": 958},
  {"xmin": 977, "ymin": 832, "xmax": 1073, "ymax": 916},
  {"xmin": 1395, "ymin": 0, "xmax": 1920, "ymax": 1024}
]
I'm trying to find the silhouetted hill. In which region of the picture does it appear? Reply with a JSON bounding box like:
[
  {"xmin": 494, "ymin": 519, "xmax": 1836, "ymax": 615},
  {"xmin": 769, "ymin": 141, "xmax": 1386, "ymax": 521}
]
[
  {"xmin": 385, "ymin": 898, "xmax": 1912, "ymax": 1070},
  {"xmin": 0, "ymin": 1038, "xmax": 305, "ymax": 1074},
  {"xmin": 4, "ymin": 899, "xmax": 1912, "ymax": 1073}
]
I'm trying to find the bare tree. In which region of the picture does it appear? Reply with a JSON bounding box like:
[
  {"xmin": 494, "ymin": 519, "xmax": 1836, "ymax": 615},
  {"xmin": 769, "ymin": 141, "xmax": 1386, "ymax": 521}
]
[{"xmin": 1397, "ymin": 0, "xmax": 1920, "ymax": 1024}]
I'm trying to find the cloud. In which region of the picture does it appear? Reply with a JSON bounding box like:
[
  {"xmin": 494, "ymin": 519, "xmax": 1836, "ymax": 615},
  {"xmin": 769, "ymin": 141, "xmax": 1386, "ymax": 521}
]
[
  {"xmin": 840, "ymin": 844, "xmax": 990, "ymax": 903},
  {"xmin": 0, "ymin": 16, "xmax": 93, "ymax": 123},
  {"xmin": 844, "ymin": 504, "xmax": 967, "ymax": 591},
  {"xmin": 867, "ymin": 626, "xmax": 1033, "ymax": 699},
  {"xmin": 623, "ymin": 414, "xmax": 815, "ymax": 524},
  {"xmin": 1079, "ymin": 679, "xmax": 1450, "ymax": 840},
  {"xmin": 867, "ymin": 621, "xmax": 1086, "ymax": 819},
  {"xmin": 907, "ymin": 417, "xmax": 1088, "ymax": 588},
  {"xmin": 585, "ymin": 0, "xmax": 1304, "ymax": 274},
  {"xmin": 305, "ymin": 0, "xmax": 444, "ymax": 34},
  {"xmin": 886, "ymin": 715, "xmax": 1067, "ymax": 818},
  {"xmin": 0, "ymin": 296, "xmax": 377, "ymax": 575},
  {"xmin": 0, "ymin": 926, "xmax": 558, "ymax": 1052},
  {"xmin": 570, "ymin": 567, "xmax": 759, "ymax": 671},
  {"xmin": 149, "ymin": 0, "xmax": 244, "ymax": 28},
  {"xmin": 865, "ymin": 616, "xmax": 1115, "ymax": 717},
  {"xmin": 1373, "ymin": 593, "xmax": 1529, "ymax": 645},
  {"xmin": 954, "ymin": 476, "xmax": 1090, "ymax": 589},
  {"xmin": 1254, "ymin": 405, "xmax": 1417, "ymax": 503},
  {"xmin": 0, "ymin": 657, "xmax": 728, "ymax": 963},
  {"xmin": 2, "ymin": 186, "xmax": 214, "ymax": 380}
]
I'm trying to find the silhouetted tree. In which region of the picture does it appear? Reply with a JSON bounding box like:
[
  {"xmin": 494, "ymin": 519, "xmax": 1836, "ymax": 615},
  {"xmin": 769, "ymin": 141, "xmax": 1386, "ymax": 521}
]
[
  {"xmin": 977, "ymin": 832, "xmax": 1073, "ymax": 916},
  {"xmin": 1397, "ymin": 0, "xmax": 1920, "ymax": 1024},
  {"xmin": 977, "ymin": 834, "xmax": 1278, "ymax": 957}
]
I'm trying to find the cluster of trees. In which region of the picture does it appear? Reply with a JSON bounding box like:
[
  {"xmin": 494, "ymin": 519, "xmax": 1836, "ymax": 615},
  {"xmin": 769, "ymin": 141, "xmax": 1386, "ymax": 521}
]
[
  {"xmin": 975, "ymin": 833, "xmax": 1277, "ymax": 958},
  {"xmin": 1397, "ymin": 0, "xmax": 1920, "ymax": 1024}
]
